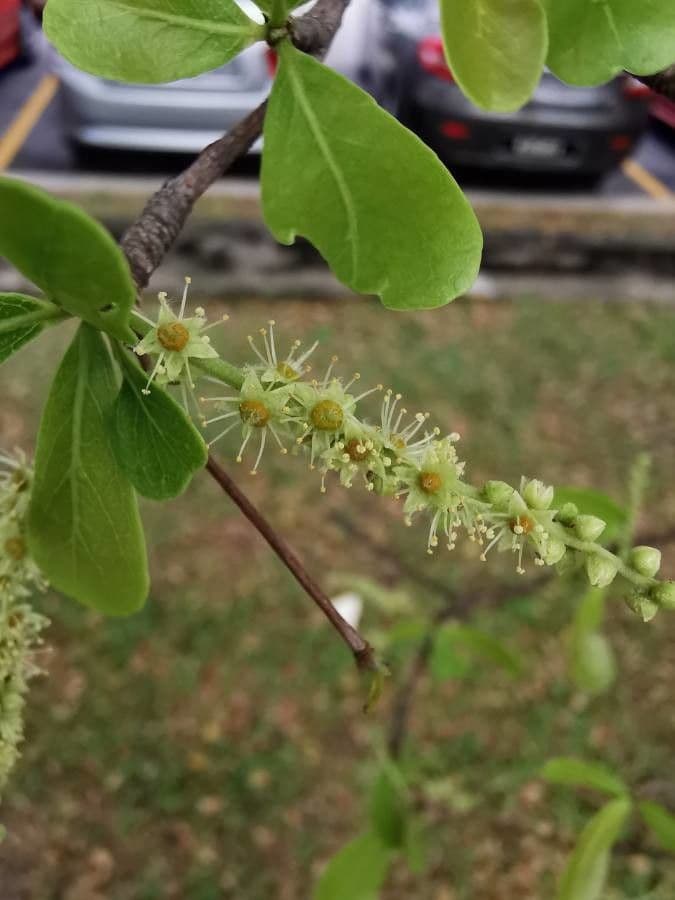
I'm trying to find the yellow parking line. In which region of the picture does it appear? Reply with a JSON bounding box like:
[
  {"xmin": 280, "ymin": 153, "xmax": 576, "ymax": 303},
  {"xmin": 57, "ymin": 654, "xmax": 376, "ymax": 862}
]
[
  {"xmin": 621, "ymin": 157, "xmax": 672, "ymax": 200},
  {"xmin": 0, "ymin": 73, "xmax": 60, "ymax": 172}
]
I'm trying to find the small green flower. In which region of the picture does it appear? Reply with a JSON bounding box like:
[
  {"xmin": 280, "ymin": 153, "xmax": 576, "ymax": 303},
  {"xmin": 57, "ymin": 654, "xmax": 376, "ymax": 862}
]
[
  {"xmin": 134, "ymin": 278, "xmax": 223, "ymax": 397},
  {"xmin": 286, "ymin": 359, "xmax": 379, "ymax": 468},
  {"xmin": 247, "ymin": 320, "xmax": 318, "ymax": 385},
  {"xmin": 320, "ymin": 421, "xmax": 384, "ymax": 492},
  {"xmin": 201, "ymin": 370, "xmax": 293, "ymax": 474},
  {"xmin": 478, "ymin": 484, "xmax": 562, "ymax": 575},
  {"xmin": 377, "ymin": 389, "xmax": 448, "ymax": 464},
  {"xmin": 395, "ymin": 439, "xmax": 476, "ymax": 554}
]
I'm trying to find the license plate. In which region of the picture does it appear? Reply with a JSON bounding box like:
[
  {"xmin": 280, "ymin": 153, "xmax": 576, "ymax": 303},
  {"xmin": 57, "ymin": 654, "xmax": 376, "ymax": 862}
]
[{"xmin": 512, "ymin": 135, "xmax": 565, "ymax": 158}]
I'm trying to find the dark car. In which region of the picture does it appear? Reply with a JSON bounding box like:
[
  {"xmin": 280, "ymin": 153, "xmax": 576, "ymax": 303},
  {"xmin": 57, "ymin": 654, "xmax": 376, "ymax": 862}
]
[{"xmin": 372, "ymin": 0, "xmax": 650, "ymax": 177}]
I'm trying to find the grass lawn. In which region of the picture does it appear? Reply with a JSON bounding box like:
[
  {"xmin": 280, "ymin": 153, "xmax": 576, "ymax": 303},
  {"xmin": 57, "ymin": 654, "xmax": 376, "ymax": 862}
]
[{"xmin": 1, "ymin": 292, "xmax": 675, "ymax": 899}]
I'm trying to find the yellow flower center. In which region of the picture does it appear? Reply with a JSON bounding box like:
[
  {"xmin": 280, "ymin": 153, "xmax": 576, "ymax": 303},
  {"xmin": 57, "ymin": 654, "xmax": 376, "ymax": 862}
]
[
  {"xmin": 4, "ymin": 536, "xmax": 26, "ymax": 561},
  {"xmin": 276, "ymin": 362, "xmax": 298, "ymax": 381},
  {"xmin": 311, "ymin": 400, "xmax": 343, "ymax": 432},
  {"xmin": 157, "ymin": 321, "xmax": 190, "ymax": 352},
  {"xmin": 345, "ymin": 438, "xmax": 368, "ymax": 462},
  {"xmin": 509, "ymin": 515, "xmax": 534, "ymax": 534},
  {"xmin": 418, "ymin": 471, "xmax": 442, "ymax": 494},
  {"xmin": 239, "ymin": 400, "xmax": 270, "ymax": 428}
]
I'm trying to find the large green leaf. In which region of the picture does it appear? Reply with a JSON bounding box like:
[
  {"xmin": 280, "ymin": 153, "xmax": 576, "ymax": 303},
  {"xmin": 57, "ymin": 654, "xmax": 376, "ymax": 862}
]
[
  {"xmin": 567, "ymin": 588, "xmax": 615, "ymax": 696},
  {"xmin": 44, "ymin": 0, "xmax": 263, "ymax": 84},
  {"xmin": 544, "ymin": 0, "xmax": 675, "ymax": 86},
  {"xmin": 0, "ymin": 293, "xmax": 65, "ymax": 365},
  {"xmin": 314, "ymin": 831, "xmax": 392, "ymax": 900},
  {"xmin": 541, "ymin": 758, "xmax": 628, "ymax": 798},
  {"xmin": 430, "ymin": 623, "xmax": 521, "ymax": 681},
  {"xmin": 568, "ymin": 630, "xmax": 616, "ymax": 696},
  {"xmin": 28, "ymin": 325, "xmax": 149, "ymax": 615},
  {"xmin": 110, "ymin": 352, "xmax": 207, "ymax": 501},
  {"xmin": 450, "ymin": 625, "xmax": 522, "ymax": 675},
  {"xmin": 262, "ymin": 42, "xmax": 482, "ymax": 311},
  {"xmin": 0, "ymin": 178, "xmax": 136, "ymax": 342},
  {"xmin": 639, "ymin": 801, "xmax": 675, "ymax": 854},
  {"xmin": 557, "ymin": 798, "xmax": 631, "ymax": 900},
  {"xmin": 440, "ymin": 0, "xmax": 547, "ymax": 111},
  {"xmin": 429, "ymin": 625, "xmax": 473, "ymax": 682},
  {"xmin": 370, "ymin": 763, "xmax": 408, "ymax": 849}
]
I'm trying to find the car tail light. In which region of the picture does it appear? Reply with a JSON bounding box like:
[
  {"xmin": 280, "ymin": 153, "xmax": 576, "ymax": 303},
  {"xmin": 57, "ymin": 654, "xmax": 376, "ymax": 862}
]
[
  {"xmin": 622, "ymin": 76, "xmax": 651, "ymax": 100},
  {"xmin": 266, "ymin": 48, "xmax": 278, "ymax": 77},
  {"xmin": 441, "ymin": 120, "xmax": 470, "ymax": 140},
  {"xmin": 610, "ymin": 134, "xmax": 633, "ymax": 152},
  {"xmin": 417, "ymin": 36, "xmax": 454, "ymax": 83}
]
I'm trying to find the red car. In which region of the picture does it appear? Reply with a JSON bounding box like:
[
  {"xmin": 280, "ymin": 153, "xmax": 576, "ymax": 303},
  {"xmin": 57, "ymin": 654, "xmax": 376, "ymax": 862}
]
[{"xmin": 0, "ymin": 0, "xmax": 21, "ymax": 69}]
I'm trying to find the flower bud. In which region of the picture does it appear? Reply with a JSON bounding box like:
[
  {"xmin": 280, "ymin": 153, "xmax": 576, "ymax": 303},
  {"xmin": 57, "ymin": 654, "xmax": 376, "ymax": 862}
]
[
  {"xmin": 625, "ymin": 590, "xmax": 659, "ymax": 622},
  {"xmin": 629, "ymin": 546, "xmax": 661, "ymax": 578},
  {"xmin": 651, "ymin": 581, "xmax": 675, "ymax": 610},
  {"xmin": 586, "ymin": 553, "xmax": 618, "ymax": 588},
  {"xmin": 523, "ymin": 479, "xmax": 554, "ymax": 510},
  {"xmin": 482, "ymin": 481, "xmax": 514, "ymax": 511},
  {"xmin": 556, "ymin": 502, "xmax": 578, "ymax": 526},
  {"xmin": 574, "ymin": 515, "xmax": 606, "ymax": 542},
  {"xmin": 543, "ymin": 538, "xmax": 566, "ymax": 566}
]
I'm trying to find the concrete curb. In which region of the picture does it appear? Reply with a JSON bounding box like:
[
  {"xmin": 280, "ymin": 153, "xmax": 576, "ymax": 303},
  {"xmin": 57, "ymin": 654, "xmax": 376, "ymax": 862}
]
[{"xmin": 2, "ymin": 173, "xmax": 674, "ymax": 300}]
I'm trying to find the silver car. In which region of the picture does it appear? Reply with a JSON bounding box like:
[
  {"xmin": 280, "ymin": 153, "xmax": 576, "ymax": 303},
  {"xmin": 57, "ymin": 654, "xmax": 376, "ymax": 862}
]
[{"xmin": 56, "ymin": 0, "xmax": 377, "ymax": 160}]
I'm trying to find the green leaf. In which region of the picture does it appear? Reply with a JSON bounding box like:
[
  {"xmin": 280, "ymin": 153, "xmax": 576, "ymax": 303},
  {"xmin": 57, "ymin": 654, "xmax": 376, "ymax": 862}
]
[
  {"xmin": 110, "ymin": 352, "xmax": 207, "ymax": 501},
  {"xmin": 403, "ymin": 818, "xmax": 427, "ymax": 875},
  {"xmin": 0, "ymin": 178, "xmax": 136, "ymax": 342},
  {"xmin": 572, "ymin": 587, "xmax": 607, "ymax": 634},
  {"xmin": 557, "ymin": 798, "xmax": 631, "ymax": 900},
  {"xmin": 450, "ymin": 625, "xmax": 522, "ymax": 676},
  {"xmin": 440, "ymin": 0, "xmax": 547, "ymax": 111},
  {"xmin": 313, "ymin": 831, "xmax": 392, "ymax": 900},
  {"xmin": 429, "ymin": 626, "xmax": 473, "ymax": 682},
  {"xmin": 370, "ymin": 763, "xmax": 408, "ymax": 849},
  {"xmin": 541, "ymin": 758, "xmax": 628, "ymax": 798},
  {"xmin": 544, "ymin": 0, "xmax": 675, "ymax": 86},
  {"xmin": 0, "ymin": 293, "xmax": 65, "ymax": 365},
  {"xmin": 554, "ymin": 487, "xmax": 626, "ymax": 542},
  {"xmin": 430, "ymin": 624, "xmax": 521, "ymax": 681},
  {"xmin": 639, "ymin": 801, "xmax": 675, "ymax": 854},
  {"xmin": 28, "ymin": 325, "xmax": 149, "ymax": 615},
  {"xmin": 568, "ymin": 629, "xmax": 616, "ymax": 696},
  {"xmin": 262, "ymin": 42, "xmax": 482, "ymax": 311},
  {"xmin": 43, "ymin": 0, "xmax": 263, "ymax": 84}
]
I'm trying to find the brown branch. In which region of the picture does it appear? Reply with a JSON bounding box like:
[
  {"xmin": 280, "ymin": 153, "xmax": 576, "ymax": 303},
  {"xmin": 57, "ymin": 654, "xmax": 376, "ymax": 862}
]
[
  {"xmin": 120, "ymin": 0, "xmax": 352, "ymax": 292},
  {"xmin": 205, "ymin": 455, "xmax": 377, "ymax": 671},
  {"xmin": 121, "ymin": 103, "xmax": 267, "ymax": 290},
  {"xmin": 635, "ymin": 64, "xmax": 675, "ymax": 102}
]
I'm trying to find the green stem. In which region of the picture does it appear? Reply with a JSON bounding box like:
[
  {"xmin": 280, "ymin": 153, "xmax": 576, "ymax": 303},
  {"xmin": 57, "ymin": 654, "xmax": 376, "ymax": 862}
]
[
  {"xmin": 128, "ymin": 309, "xmax": 244, "ymax": 390},
  {"xmin": 552, "ymin": 526, "xmax": 654, "ymax": 590},
  {"xmin": 268, "ymin": 0, "xmax": 288, "ymax": 29},
  {"xmin": 0, "ymin": 299, "xmax": 69, "ymax": 335}
]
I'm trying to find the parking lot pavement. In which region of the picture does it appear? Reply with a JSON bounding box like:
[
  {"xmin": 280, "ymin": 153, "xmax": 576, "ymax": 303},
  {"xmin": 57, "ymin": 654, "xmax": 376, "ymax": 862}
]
[{"xmin": 2, "ymin": 47, "xmax": 674, "ymax": 196}]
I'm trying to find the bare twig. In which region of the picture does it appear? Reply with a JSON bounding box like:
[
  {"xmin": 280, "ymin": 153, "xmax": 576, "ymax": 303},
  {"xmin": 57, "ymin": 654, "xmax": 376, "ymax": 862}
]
[
  {"xmin": 206, "ymin": 455, "xmax": 377, "ymax": 671},
  {"xmin": 121, "ymin": 103, "xmax": 267, "ymax": 290},
  {"xmin": 120, "ymin": 0, "xmax": 352, "ymax": 292}
]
